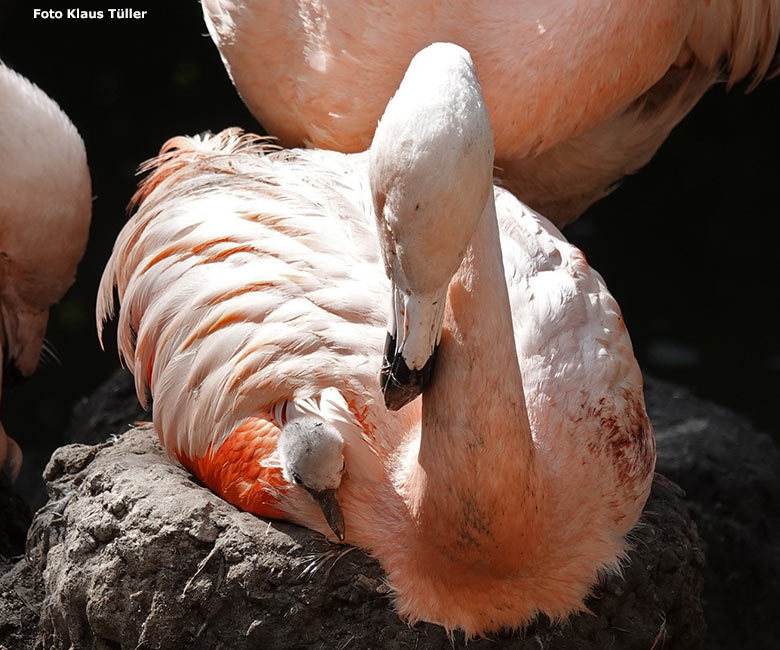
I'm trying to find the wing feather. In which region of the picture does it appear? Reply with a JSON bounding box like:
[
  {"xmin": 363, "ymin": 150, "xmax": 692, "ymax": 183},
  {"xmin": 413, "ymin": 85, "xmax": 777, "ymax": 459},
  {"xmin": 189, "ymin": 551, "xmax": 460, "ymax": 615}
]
[{"xmin": 98, "ymin": 131, "xmax": 387, "ymax": 459}]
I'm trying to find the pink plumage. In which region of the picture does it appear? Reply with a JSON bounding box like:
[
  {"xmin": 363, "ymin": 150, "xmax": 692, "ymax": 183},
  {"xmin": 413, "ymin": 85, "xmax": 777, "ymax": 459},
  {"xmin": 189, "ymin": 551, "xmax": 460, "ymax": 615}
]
[
  {"xmin": 203, "ymin": 0, "xmax": 779, "ymax": 225},
  {"xmin": 98, "ymin": 45, "xmax": 654, "ymax": 635}
]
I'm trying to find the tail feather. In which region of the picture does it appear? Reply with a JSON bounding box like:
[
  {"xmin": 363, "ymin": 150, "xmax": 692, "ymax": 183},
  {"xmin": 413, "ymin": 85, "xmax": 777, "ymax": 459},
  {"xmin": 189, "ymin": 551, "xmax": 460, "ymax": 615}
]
[{"xmin": 130, "ymin": 129, "xmax": 279, "ymax": 210}]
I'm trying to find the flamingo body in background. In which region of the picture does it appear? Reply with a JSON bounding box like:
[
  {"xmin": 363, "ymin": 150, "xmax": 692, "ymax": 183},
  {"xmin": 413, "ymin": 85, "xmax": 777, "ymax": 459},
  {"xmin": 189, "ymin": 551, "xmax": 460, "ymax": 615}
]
[
  {"xmin": 203, "ymin": 0, "xmax": 779, "ymax": 226},
  {"xmin": 98, "ymin": 44, "xmax": 654, "ymax": 634},
  {"xmin": 0, "ymin": 62, "xmax": 92, "ymax": 479}
]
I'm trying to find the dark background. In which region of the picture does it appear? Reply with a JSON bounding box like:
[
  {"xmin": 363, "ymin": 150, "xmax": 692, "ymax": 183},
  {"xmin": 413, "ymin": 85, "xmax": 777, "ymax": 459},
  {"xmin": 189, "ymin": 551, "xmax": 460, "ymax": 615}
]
[{"xmin": 0, "ymin": 1, "xmax": 778, "ymax": 507}]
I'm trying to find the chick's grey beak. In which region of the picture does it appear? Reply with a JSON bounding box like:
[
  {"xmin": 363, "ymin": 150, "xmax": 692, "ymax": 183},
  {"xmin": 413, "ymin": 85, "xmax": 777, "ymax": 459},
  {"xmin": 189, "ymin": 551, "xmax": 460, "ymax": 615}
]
[{"xmin": 306, "ymin": 487, "xmax": 345, "ymax": 541}]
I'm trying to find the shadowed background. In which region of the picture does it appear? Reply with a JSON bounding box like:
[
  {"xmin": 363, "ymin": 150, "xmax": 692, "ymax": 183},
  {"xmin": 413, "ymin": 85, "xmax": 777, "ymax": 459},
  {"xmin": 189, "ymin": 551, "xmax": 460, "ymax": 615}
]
[{"xmin": 0, "ymin": 1, "xmax": 778, "ymax": 507}]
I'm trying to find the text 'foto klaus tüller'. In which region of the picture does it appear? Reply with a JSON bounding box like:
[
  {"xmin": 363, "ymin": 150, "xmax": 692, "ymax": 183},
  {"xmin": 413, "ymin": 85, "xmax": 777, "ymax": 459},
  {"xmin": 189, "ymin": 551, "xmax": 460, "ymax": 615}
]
[{"xmin": 32, "ymin": 8, "xmax": 149, "ymax": 20}]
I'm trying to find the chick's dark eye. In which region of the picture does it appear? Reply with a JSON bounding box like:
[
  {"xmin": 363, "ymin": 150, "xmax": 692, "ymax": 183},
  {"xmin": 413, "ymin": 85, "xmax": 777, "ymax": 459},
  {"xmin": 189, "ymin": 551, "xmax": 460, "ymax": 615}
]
[{"xmin": 292, "ymin": 472, "xmax": 303, "ymax": 485}]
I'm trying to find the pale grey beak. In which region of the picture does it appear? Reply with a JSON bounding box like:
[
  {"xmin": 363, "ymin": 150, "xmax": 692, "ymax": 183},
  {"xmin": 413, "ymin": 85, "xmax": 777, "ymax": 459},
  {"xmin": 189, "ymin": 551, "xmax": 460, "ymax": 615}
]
[{"xmin": 306, "ymin": 487, "xmax": 345, "ymax": 541}]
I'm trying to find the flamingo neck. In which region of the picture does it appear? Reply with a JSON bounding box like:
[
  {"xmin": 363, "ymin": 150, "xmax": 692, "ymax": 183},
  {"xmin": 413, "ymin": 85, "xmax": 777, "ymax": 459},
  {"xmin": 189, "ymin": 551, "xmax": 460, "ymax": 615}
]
[{"xmin": 405, "ymin": 191, "xmax": 542, "ymax": 557}]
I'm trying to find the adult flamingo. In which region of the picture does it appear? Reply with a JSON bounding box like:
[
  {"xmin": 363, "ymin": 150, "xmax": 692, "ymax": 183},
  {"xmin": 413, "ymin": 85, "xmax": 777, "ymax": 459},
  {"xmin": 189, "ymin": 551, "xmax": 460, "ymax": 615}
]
[
  {"xmin": 202, "ymin": 0, "xmax": 779, "ymax": 226},
  {"xmin": 98, "ymin": 44, "xmax": 653, "ymax": 634},
  {"xmin": 0, "ymin": 61, "xmax": 92, "ymax": 479}
]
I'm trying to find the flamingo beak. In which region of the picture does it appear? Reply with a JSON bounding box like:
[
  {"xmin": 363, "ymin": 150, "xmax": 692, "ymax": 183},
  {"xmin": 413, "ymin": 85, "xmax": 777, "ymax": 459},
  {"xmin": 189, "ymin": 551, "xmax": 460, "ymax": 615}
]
[
  {"xmin": 306, "ymin": 487, "xmax": 346, "ymax": 541},
  {"xmin": 381, "ymin": 332, "xmax": 438, "ymax": 410},
  {"xmin": 380, "ymin": 284, "xmax": 445, "ymax": 410}
]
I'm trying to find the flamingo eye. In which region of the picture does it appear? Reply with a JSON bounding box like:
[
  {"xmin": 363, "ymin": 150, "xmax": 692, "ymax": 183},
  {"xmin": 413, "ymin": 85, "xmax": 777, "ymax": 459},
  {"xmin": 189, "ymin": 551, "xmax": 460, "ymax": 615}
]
[{"xmin": 292, "ymin": 472, "xmax": 303, "ymax": 485}]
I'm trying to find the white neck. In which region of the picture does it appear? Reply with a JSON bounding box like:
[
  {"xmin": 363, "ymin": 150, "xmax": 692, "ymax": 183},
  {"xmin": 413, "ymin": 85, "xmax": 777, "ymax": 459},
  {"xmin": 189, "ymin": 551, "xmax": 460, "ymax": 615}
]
[{"xmin": 404, "ymin": 191, "xmax": 542, "ymax": 555}]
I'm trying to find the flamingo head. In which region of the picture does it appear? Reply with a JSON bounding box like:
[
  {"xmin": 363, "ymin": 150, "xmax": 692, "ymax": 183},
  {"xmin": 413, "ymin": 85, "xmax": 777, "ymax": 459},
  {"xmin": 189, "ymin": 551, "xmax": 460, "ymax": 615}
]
[
  {"xmin": 278, "ymin": 416, "xmax": 346, "ymax": 540},
  {"xmin": 0, "ymin": 62, "xmax": 91, "ymax": 381},
  {"xmin": 368, "ymin": 42, "xmax": 495, "ymax": 410}
]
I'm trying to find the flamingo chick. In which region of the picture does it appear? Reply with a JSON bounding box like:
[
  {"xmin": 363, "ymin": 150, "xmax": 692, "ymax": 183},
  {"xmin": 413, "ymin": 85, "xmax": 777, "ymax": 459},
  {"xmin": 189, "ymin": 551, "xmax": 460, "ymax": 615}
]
[
  {"xmin": 0, "ymin": 61, "xmax": 92, "ymax": 479},
  {"xmin": 98, "ymin": 43, "xmax": 654, "ymax": 634},
  {"xmin": 203, "ymin": 0, "xmax": 779, "ymax": 226}
]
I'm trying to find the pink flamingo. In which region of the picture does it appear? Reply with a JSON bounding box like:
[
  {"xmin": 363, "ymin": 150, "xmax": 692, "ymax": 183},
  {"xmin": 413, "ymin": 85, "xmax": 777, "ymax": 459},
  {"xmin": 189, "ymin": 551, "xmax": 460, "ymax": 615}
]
[
  {"xmin": 203, "ymin": 0, "xmax": 779, "ymax": 226},
  {"xmin": 98, "ymin": 44, "xmax": 654, "ymax": 634},
  {"xmin": 0, "ymin": 61, "xmax": 92, "ymax": 479}
]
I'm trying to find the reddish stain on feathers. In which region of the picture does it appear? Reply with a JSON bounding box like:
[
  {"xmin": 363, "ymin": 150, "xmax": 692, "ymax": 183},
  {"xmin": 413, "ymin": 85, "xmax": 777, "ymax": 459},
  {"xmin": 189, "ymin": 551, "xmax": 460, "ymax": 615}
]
[{"xmin": 588, "ymin": 391, "xmax": 654, "ymax": 488}]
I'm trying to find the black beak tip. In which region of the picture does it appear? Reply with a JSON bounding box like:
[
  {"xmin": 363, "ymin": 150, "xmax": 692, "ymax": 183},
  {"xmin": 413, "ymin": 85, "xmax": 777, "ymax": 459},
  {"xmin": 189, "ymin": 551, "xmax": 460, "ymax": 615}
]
[
  {"xmin": 381, "ymin": 333, "xmax": 438, "ymax": 411},
  {"xmin": 382, "ymin": 377, "xmax": 423, "ymax": 411}
]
